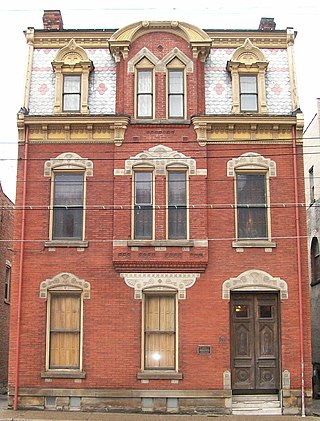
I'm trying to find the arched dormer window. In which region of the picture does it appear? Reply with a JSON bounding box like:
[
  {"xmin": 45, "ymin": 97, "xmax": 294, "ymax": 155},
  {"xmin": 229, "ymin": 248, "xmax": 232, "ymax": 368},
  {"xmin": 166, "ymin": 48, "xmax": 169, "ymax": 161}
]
[
  {"xmin": 52, "ymin": 39, "xmax": 94, "ymax": 114},
  {"xmin": 227, "ymin": 38, "xmax": 268, "ymax": 114},
  {"xmin": 311, "ymin": 237, "xmax": 320, "ymax": 285}
]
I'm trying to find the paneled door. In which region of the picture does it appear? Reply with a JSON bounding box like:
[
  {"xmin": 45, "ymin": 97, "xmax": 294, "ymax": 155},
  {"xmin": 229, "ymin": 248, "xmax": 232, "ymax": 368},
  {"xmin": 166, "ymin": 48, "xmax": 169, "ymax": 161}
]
[{"xmin": 231, "ymin": 293, "xmax": 280, "ymax": 392}]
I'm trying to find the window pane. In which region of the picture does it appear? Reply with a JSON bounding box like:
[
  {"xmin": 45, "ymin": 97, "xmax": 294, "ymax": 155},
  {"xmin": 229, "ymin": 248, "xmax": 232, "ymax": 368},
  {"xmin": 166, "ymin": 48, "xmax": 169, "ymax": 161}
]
[
  {"xmin": 54, "ymin": 173, "xmax": 84, "ymax": 206},
  {"xmin": 138, "ymin": 95, "xmax": 152, "ymax": 117},
  {"xmin": 240, "ymin": 76, "xmax": 257, "ymax": 93},
  {"xmin": 260, "ymin": 305, "xmax": 272, "ymax": 318},
  {"xmin": 168, "ymin": 172, "xmax": 186, "ymax": 205},
  {"xmin": 53, "ymin": 208, "xmax": 83, "ymax": 239},
  {"xmin": 237, "ymin": 173, "xmax": 267, "ymax": 239},
  {"xmin": 237, "ymin": 174, "xmax": 266, "ymax": 205},
  {"xmin": 240, "ymin": 94, "xmax": 258, "ymax": 111},
  {"xmin": 138, "ymin": 70, "xmax": 152, "ymax": 93},
  {"xmin": 234, "ymin": 305, "xmax": 248, "ymax": 318},
  {"xmin": 237, "ymin": 207, "xmax": 267, "ymax": 239},
  {"xmin": 135, "ymin": 172, "xmax": 152, "ymax": 205},
  {"xmin": 145, "ymin": 295, "xmax": 175, "ymax": 369},
  {"xmin": 64, "ymin": 76, "xmax": 81, "ymax": 93},
  {"xmin": 134, "ymin": 206, "xmax": 152, "ymax": 239},
  {"xmin": 63, "ymin": 94, "xmax": 80, "ymax": 112},
  {"xmin": 169, "ymin": 71, "xmax": 183, "ymax": 93},
  {"xmin": 169, "ymin": 95, "xmax": 184, "ymax": 117}
]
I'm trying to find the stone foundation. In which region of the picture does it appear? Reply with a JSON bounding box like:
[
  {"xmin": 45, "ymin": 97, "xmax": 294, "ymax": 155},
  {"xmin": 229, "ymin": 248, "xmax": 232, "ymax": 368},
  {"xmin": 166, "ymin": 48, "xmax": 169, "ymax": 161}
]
[{"xmin": 8, "ymin": 387, "xmax": 232, "ymax": 414}]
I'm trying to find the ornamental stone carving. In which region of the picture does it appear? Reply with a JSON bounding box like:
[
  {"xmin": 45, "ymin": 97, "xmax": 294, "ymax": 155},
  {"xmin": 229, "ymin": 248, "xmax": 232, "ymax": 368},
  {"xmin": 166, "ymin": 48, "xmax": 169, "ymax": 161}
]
[
  {"xmin": 227, "ymin": 152, "xmax": 276, "ymax": 177},
  {"xmin": 44, "ymin": 152, "xmax": 93, "ymax": 176},
  {"xmin": 222, "ymin": 269, "xmax": 288, "ymax": 300},
  {"xmin": 120, "ymin": 272, "xmax": 200, "ymax": 299},
  {"xmin": 39, "ymin": 272, "xmax": 91, "ymax": 299},
  {"xmin": 124, "ymin": 145, "xmax": 196, "ymax": 175}
]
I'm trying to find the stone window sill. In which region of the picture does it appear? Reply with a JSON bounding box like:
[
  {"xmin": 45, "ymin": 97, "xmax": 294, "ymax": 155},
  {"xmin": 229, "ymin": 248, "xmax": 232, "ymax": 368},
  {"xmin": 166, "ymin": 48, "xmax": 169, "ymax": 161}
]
[
  {"xmin": 127, "ymin": 240, "xmax": 194, "ymax": 247},
  {"xmin": 44, "ymin": 240, "xmax": 88, "ymax": 248},
  {"xmin": 137, "ymin": 371, "xmax": 183, "ymax": 380},
  {"xmin": 232, "ymin": 240, "xmax": 276, "ymax": 249},
  {"xmin": 41, "ymin": 370, "xmax": 86, "ymax": 379},
  {"xmin": 131, "ymin": 119, "xmax": 190, "ymax": 125}
]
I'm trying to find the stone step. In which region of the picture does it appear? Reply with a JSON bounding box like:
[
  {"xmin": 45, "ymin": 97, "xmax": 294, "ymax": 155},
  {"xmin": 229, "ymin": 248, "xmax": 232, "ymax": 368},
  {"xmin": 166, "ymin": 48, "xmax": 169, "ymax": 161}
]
[
  {"xmin": 233, "ymin": 394, "xmax": 279, "ymax": 401},
  {"xmin": 232, "ymin": 394, "xmax": 281, "ymax": 415},
  {"xmin": 233, "ymin": 408, "xmax": 282, "ymax": 415},
  {"xmin": 233, "ymin": 400, "xmax": 281, "ymax": 408}
]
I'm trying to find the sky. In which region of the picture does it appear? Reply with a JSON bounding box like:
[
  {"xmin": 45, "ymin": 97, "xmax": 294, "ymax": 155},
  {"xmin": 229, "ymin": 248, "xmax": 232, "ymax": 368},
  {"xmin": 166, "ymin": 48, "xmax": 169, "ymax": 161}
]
[{"xmin": 0, "ymin": 0, "xmax": 319, "ymax": 202}]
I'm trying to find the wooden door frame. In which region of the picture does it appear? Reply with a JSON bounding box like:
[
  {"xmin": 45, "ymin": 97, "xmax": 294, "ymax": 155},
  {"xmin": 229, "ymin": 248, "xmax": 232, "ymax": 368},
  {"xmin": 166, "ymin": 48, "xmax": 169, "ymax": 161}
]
[{"xmin": 230, "ymin": 291, "xmax": 281, "ymax": 393}]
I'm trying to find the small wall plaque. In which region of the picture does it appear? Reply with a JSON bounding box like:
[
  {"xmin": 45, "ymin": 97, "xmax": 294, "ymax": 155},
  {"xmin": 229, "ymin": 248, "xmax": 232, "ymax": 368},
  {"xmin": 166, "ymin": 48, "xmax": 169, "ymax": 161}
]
[{"xmin": 197, "ymin": 345, "xmax": 211, "ymax": 355}]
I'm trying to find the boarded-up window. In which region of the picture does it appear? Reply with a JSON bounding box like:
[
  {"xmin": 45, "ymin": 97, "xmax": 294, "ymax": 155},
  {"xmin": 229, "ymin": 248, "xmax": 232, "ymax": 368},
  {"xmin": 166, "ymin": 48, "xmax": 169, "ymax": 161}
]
[
  {"xmin": 144, "ymin": 295, "xmax": 175, "ymax": 370},
  {"xmin": 49, "ymin": 294, "xmax": 81, "ymax": 369}
]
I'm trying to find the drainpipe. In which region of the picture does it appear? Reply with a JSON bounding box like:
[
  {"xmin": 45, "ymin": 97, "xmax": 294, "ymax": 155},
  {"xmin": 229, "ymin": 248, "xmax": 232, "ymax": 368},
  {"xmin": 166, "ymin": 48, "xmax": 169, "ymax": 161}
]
[
  {"xmin": 14, "ymin": 125, "xmax": 29, "ymax": 410},
  {"xmin": 292, "ymin": 123, "xmax": 305, "ymax": 417}
]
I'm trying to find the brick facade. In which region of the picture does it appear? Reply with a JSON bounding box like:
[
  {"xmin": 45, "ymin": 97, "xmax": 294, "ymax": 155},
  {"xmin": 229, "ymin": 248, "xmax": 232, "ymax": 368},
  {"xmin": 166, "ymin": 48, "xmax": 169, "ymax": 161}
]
[
  {"xmin": 0, "ymin": 183, "xmax": 13, "ymax": 393},
  {"xmin": 8, "ymin": 13, "xmax": 312, "ymax": 415}
]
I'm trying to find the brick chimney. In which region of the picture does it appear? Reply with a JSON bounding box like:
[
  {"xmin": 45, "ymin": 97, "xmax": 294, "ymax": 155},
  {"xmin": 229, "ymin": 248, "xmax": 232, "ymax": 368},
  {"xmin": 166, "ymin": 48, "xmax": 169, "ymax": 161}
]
[
  {"xmin": 43, "ymin": 10, "xmax": 63, "ymax": 30},
  {"xmin": 259, "ymin": 17, "xmax": 276, "ymax": 31}
]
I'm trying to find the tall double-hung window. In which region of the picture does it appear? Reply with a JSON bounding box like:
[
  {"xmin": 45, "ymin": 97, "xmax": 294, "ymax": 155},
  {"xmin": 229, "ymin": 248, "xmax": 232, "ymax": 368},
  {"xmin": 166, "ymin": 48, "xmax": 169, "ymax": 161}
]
[
  {"xmin": 168, "ymin": 70, "xmax": 184, "ymax": 118},
  {"xmin": 168, "ymin": 171, "xmax": 187, "ymax": 239},
  {"xmin": 227, "ymin": 153, "xmax": 276, "ymax": 248},
  {"xmin": 239, "ymin": 75, "xmax": 258, "ymax": 112},
  {"xmin": 53, "ymin": 172, "xmax": 84, "ymax": 240},
  {"xmin": 137, "ymin": 69, "xmax": 153, "ymax": 118},
  {"xmin": 134, "ymin": 171, "xmax": 153, "ymax": 239},
  {"xmin": 236, "ymin": 172, "xmax": 267, "ymax": 239},
  {"xmin": 63, "ymin": 75, "xmax": 81, "ymax": 112}
]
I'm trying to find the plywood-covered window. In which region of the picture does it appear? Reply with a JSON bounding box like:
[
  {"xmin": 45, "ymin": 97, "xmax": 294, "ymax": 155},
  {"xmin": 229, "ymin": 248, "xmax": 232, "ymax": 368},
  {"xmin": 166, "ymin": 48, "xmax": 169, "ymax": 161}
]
[
  {"xmin": 49, "ymin": 293, "xmax": 81, "ymax": 369},
  {"xmin": 144, "ymin": 294, "xmax": 176, "ymax": 370}
]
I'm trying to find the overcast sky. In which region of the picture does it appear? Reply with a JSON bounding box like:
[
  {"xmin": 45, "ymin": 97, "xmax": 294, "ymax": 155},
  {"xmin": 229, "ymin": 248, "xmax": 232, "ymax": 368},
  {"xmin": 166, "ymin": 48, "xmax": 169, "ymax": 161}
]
[{"xmin": 0, "ymin": 0, "xmax": 319, "ymax": 202}]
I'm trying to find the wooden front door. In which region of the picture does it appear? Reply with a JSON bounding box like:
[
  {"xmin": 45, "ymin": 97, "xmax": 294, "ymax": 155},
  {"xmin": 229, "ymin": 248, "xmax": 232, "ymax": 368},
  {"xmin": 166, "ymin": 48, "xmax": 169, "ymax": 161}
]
[{"xmin": 231, "ymin": 293, "xmax": 280, "ymax": 392}]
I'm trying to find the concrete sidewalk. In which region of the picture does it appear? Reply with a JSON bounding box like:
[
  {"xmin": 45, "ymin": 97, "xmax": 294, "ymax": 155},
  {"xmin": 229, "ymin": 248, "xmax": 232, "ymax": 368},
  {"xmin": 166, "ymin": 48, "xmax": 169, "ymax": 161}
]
[{"xmin": 1, "ymin": 395, "xmax": 320, "ymax": 420}]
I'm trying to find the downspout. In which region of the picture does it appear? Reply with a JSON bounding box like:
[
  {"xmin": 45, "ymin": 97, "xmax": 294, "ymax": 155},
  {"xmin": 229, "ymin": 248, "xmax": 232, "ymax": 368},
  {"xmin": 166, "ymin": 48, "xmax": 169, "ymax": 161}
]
[
  {"xmin": 14, "ymin": 125, "xmax": 29, "ymax": 410},
  {"xmin": 292, "ymin": 123, "xmax": 305, "ymax": 416}
]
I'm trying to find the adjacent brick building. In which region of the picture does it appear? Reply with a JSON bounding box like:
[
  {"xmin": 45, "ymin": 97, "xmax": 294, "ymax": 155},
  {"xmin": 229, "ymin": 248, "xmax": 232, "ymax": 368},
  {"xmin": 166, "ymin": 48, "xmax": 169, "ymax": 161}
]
[
  {"xmin": 0, "ymin": 182, "xmax": 13, "ymax": 393},
  {"xmin": 8, "ymin": 10, "xmax": 312, "ymax": 415}
]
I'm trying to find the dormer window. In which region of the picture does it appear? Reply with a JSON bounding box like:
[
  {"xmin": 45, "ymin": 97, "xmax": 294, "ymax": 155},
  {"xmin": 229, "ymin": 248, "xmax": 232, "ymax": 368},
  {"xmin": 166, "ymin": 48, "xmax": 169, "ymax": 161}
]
[
  {"xmin": 240, "ymin": 75, "xmax": 258, "ymax": 112},
  {"xmin": 227, "ymin": 38, "xmax": 268, "ymax": 114},
  {"xmin": 63, "ymin": 75, "xmax": 81, "ymax": 112},
  {"xmin": 52, "ymin": 39, "xmax": 93, "ymax": 114}
]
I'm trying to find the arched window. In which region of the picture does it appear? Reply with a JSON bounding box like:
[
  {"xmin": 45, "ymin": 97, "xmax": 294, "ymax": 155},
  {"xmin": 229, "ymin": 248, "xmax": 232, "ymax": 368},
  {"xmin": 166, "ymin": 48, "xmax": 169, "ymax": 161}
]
[{"xmin": 311, "ymin": 237, "xmax": 320, "ymax": 285}]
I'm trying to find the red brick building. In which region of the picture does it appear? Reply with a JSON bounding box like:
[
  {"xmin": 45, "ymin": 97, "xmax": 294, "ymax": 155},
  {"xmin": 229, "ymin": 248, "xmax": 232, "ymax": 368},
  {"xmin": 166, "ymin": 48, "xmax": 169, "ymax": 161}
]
[
  {"xmin": 9, "ymin": 11, "xmax": 312, "ymax": 415},
  {"xmin": 0, "ymin": 182, "xmax": 13, "ymax": 393}
]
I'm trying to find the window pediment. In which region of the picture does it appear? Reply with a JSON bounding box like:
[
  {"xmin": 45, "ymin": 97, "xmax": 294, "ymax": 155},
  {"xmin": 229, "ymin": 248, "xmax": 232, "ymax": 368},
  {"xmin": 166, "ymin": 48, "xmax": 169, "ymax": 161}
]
[
  {"xmin": 227, "ymin": 38, "xmax": 268, "ymax": 70},
  {"xmin": 52, "ymin": 39, "xmax": 93, "ymax": 69},
  {"xmin": 44, "ymin": 152, "xmax": 93, "ymax": 177},
  {"xmin": 124, "ymin": 145, "xmax": 196, "ymax": 175},
  {"xmin": 40, "ymin": 272, "xmax": 91, "ymax": 299},
  {"xmin": 227, "ymin": 152, "xmax": 276, "ymax": 177}
]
